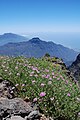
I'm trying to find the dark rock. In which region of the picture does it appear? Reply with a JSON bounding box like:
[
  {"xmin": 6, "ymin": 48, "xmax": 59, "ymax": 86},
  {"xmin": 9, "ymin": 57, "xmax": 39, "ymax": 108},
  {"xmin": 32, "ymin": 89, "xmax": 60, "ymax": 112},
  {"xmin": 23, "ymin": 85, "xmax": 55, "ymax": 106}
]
[
  {"xmin": 0, "ymin": 78, "xmax": 17, "ymax": 98},
  {"xmin": 6, "ymin": 115, "xmax": 25, "ymax": 120},
  {"xmin": 0, "ymin": 97, "xmax": 34, "ymax": 119},
  {"xmin": 69, "ymin": 53, "xmax": 80, "ymax": 81},
  {"xmin": 0, "ymin": 79, "xmax": 47, "ymax": 120},
  {"xmin": 26, "ymin": 110, "xmax": 41, "ymax": 120}
]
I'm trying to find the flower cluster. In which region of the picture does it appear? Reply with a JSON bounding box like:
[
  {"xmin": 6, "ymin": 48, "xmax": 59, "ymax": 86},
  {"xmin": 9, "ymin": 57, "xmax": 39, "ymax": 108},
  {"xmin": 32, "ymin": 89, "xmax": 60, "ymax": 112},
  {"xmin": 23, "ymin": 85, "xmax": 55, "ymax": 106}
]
[{"xmin": 0, "ymin": 56, "xmax": 80, "ymax": 119}]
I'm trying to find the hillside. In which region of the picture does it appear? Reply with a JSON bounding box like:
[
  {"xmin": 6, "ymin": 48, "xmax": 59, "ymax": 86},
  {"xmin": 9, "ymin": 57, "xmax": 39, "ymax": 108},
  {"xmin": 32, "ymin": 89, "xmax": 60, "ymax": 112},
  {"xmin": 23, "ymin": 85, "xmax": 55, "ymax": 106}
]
[
  {"xmin": 0, "ymin": 56, "xmax": 80, "ymax": 120},
  {"xmin": 69, "ymin": 54, "xmax": 80, "ymax": 82},
  {"xmin": 0, "ymin": 33, "xmax": 28, "ymax": 46},
  {"xmin": 0, "ymin": 37, "xmax": 78, "ymax": 65}
]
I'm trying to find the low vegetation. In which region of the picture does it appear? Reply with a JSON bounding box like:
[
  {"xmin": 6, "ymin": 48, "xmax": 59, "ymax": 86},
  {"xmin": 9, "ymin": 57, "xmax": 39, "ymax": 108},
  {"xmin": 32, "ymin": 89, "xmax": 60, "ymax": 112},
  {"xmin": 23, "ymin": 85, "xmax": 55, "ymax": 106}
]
[{"xmin": 0, "ymin": 56, "xmax": 80, "ymax": 120}]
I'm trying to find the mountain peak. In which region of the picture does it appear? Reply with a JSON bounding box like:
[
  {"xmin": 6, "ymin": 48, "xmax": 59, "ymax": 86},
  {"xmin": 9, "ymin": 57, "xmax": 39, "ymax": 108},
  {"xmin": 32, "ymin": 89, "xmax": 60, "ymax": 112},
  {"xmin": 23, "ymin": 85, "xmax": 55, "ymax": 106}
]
[
  {"xmin": 29, "ymin": 37, "xmax": 42, "ymax": 43},
  {"xmin": 3, "ymin": 33, "xmax": 15, "ymax": 35},
  {"xmin": 0, "ymin": 33, "xmax": 28, "ymax": 46},
  {"xmin": 3, "ymin": 33, "xmax": 17, "ymax": 37},
  {"xmin": 32, "ymin": 37, "xmax": 41, "ymax": 41}
]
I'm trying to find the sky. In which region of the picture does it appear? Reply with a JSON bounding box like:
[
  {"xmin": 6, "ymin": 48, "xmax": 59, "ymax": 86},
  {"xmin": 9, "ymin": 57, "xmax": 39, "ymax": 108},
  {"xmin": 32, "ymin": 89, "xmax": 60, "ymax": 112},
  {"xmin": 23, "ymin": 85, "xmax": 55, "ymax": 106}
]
[{"xmin": 0, "ymin": 0, "xmax": 80, "ymax": 50}]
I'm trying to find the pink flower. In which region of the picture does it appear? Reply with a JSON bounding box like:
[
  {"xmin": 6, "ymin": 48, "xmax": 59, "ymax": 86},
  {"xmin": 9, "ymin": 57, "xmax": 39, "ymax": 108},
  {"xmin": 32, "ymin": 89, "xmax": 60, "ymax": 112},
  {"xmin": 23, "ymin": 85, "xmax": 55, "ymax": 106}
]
[
  {"xmin": 41, "ymin": 83, "xmax": 45, "ymax": 87},
  {"xmin": 53, "ymin": 76, "xmax": 56, "ymax": 78},
  {"xmin": 52, "ymin": 72, "xmax": 54, "ymax": 75},
  {"xmin": 62, "ymin": 78, "xmax": 65, "ymax": 81},
  {"xmin": 49, "ymin": 77, "xmax": 52, "ymax": 80},
  {"xmin": 70, "ymin": 84, "xmax": 72, "ymax": 87},
  {"xmin": 32, "ymin": 67, "xmax": 38, "ymax": 71},
  {"xmin": 57, "ymin": 78, "xmax": 60, "ymax": 80},
  {"xmin": 17, "ymin": 73, "xmax": 20, "ymax": 76},
  {"xmin": 32, "ymin": 80, "xmax": 36, "ymax": 84},
  {"xmin": 60, "ymin": 75, "xmax": 64, "ymax": 80},
  {"xmin": 65, "ymin": 80, "xmax": 68, "ymax": 84},
  {"xmin": 30, "ymin": 74, "xmax": 33, "ymax": 76},
  {"xmin": 50, "ymin": 97, "xmax": 54, "ymax": 101},
  {"xmin": 48, "ymin": 81, "xmax": 52, "ymax": 85},
  {"xmin": 34, "ymin": 74, "xmax": 38, "ymax": 77},
  {"xmin": 31, "ymin": 71, "xmax": 34, "ymax": 74},
  {"xmin": 42, "ymin": 74, "xmax": 46, "ymax": 78},
  {"xmin": 29, "ymin": 72, "xmax": 34, "ymax": 76},
  {"xmin": 28, "ymin": 66, "xmax": 31, "ymax": 68},
  {"xmin": 24, "ymin": 64, "xmax": 27, "ymax": 66},
  {"xmin": 67, "ymin": 93, "xmax": 71, "ymax": 96},
  {"xmin": 45, "ymin": 74, "xmax": 50, "ymax": 79},
  {"xmin": 78, "ymin": 112, "xmax": 80, "ymax": 116},
  {"xmin": 15, "ymin": 84, "xmax": 19, "ymax": 87},
  {"xmin": 36, "ymin": 70, "xmax": 40, "ymax": 73},
  {"xmin": 15, "ymin": 66, "xmax": 18, "ymax": 69},
  {"xmin": 22, "ymin": 84, "xmax": 25, "ymax": 87},
  {"xmin": 33, "ymin": 98, "xmax": 37, "ymax": 102},
  {"xmin": 45, "ymin": 69, "xmax": 49, "ymax": 72},
  {"xmin": 40, "ymin": 92, "xmax": 46, "ymax": 97}
]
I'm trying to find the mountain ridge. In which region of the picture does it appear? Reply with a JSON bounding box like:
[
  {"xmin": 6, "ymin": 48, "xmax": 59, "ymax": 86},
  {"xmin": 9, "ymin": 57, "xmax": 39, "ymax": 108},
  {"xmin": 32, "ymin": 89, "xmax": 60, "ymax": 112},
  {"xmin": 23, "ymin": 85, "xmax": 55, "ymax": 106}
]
[
  {"xmin": 0, "ymin": 37, "xmax": 78, "ymax": 65},
  {"xmin": 0, "ymin": 33, "xmax": 28, "ymax": 46}
]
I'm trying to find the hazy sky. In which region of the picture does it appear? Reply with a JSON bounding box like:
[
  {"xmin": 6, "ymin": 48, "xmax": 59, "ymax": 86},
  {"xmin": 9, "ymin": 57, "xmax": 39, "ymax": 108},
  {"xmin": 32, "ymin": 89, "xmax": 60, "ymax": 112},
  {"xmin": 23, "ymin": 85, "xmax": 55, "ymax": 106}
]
[
  {"xmin": 0, "ymin": 0, "xmax": 80, "ymax": 50},
  {"xmin": 0, "ymin": 0, "xmax": 80, "ymax": 33}
]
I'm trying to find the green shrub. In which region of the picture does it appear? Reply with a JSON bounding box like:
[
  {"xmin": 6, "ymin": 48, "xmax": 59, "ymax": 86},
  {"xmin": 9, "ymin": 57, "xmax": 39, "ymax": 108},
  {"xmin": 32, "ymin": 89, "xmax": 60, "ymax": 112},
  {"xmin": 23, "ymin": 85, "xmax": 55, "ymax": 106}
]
[
  {"xmin": 0, "ymin": 56, "xmax": 80, "ymax": 120},
  {"xmin": 44, "ymin": 53, "xmax": 50, "ymax": 57}
]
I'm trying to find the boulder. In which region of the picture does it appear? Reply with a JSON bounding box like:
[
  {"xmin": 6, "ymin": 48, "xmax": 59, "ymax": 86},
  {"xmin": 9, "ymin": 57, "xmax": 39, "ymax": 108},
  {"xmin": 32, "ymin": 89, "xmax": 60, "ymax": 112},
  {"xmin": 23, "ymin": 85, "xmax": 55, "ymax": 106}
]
[
  {"xmin": 0, "ymin": 78, "xmax": 17, "ymax": 98},
  {"xmin": 0, "ymin": 79, "xmax": 48, "ymax": 120},
  {"xmin": 6, "ymin": 115, "xmax": 25, "ymax": 120},
  {"xmin": 0, "ymin": 97, "xmax": 34, "ymax": 119}
]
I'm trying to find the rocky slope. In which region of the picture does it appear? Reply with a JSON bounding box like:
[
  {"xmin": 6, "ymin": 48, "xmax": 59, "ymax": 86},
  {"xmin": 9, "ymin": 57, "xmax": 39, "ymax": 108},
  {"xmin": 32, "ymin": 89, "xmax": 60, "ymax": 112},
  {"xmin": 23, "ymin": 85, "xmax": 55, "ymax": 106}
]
[
  {"xmin": 69, "ymin": 54, "xmax": 80, "ymax": 82},
  {"xmin": 0, "ymin": 77, "xmax": 48, "ymax": 120}
]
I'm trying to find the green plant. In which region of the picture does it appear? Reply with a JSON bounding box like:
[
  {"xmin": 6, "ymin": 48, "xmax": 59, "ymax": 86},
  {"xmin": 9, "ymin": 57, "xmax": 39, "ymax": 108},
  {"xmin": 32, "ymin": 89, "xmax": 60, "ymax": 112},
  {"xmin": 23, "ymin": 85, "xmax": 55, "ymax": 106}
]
[
  {"xmin": 0, "ymin": 56, "xmax": 80, "ymax": 120},
  {"xmin": 44, "ymin": 53, "xmax": 50, "ymax": 57}
]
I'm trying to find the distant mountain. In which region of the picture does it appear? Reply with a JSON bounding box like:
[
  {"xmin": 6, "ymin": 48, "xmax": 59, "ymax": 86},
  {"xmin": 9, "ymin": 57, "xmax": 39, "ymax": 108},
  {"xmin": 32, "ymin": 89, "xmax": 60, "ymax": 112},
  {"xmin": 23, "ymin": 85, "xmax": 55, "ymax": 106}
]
[
  {"xmin": 0, "ymin": 37, "xmax": 78, "ymax": 65},
  {"xmin": 69, "ymin": 54, "xmax": 80, "ymax": 81},
  {"xmin": 0, "ymin": 33, "xmax": 28, "ymax": 46}
]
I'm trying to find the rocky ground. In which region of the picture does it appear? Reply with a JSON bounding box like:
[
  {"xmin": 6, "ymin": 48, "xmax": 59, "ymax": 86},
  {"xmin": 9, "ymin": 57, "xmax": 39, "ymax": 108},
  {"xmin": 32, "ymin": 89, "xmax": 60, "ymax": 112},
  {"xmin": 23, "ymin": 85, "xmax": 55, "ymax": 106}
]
[
  {"xmin": 69, "ymin": 54, "xmax": 80, "ymax": 82},
  {"xmin": 0, "ymin": 78, "xmax": 50, "ymax": 120}
]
